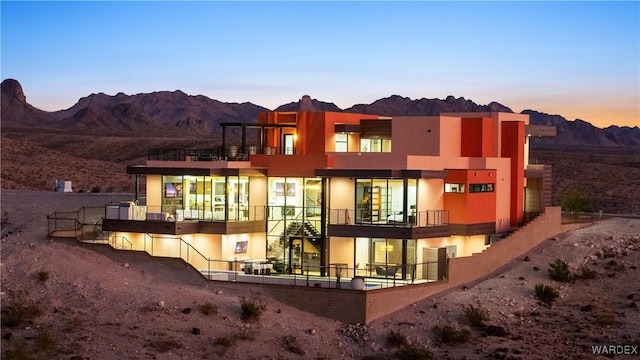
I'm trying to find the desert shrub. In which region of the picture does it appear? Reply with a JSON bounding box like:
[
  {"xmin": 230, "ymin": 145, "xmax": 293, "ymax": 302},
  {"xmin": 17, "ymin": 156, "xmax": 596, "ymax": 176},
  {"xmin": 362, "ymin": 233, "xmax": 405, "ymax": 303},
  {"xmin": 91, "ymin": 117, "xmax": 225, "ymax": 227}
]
[
  {"xmin": 576, "ymin": 265, "xmax": 597, "ymax": 280},
  {"xmin": 151, "ymin": 339, "xmax": 183, "ymax": 353},
  {"xmin": 431, "ymin": 324, "xmax": 471, "ymax": 345},
  {"xmin": 396, "ymin": 342, "xmax": 434, "ymax": 360},
  {"xmin": 37, "ymin": 271, "xmax": 50, "ymax": 282},
  {"xmin": 1, "ymin": 210, "xmax": 9, "ymax": 226},
  {"xmin": 91, "ymin": 186, "xmax": 101, "ymax": 193},
  {"xmin": 65, "ymin": 316, "xmax": 84, "ymax": 332},
  {"xmin": 386, "ymin": 329, "xmax": 409, "ymax": 348},
  {"xmin": 1, "ymin": 339, "xmax": 30, "ymax": 360},
  {"xmin": 281, "ymin": 335, "xmax": 305, "ymax": 355},
  {"xmin": 463, "ymin": 304, "xmax": 490, "ymax": 327},
  {"xmin": 560, "ymin": 189, "xmax": 593, "ymax": 218},
  {"xmin": 199, "ymin": 302, "xmax": 218, "ymax": 316},
  {"xmin": 213, "ymin": 337, "xmax": 236, "ymax": 348},
  {"xmin": 35, "ymin": 328, "xmax": 58, "ymax": 355},
  {"xmin": 361, "ymin": 355, "xmax": 387, "ymax": 360},
  {"xmin": 548, "ymin": 259, "xmax": 572, "ymax": 282},
  {"xmin": 595, "ymin": 313, "xmax": 618, "ymax": 327},
  {"xmin": 239, "ymin": 292, "xmax": 266, "ymax": 322},
  {"xmin": 535, "ymin": 284, "xmax": 559, "ymax": 304},
  {"xmin": 1, "ymin": 289, "xmax": 43, "ymax": 328}
]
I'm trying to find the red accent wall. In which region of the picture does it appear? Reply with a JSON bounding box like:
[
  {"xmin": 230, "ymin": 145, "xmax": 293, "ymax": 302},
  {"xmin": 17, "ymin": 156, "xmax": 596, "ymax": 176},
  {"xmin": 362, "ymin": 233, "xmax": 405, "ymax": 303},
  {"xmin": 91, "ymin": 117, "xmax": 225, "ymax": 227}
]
[
  {"xmin": 501, "ymin": 121, "xmax": 525, "ymax": 226},
  {"xmin": 461, "ymin": 117, "xmax": 494, "ymax": 157}
]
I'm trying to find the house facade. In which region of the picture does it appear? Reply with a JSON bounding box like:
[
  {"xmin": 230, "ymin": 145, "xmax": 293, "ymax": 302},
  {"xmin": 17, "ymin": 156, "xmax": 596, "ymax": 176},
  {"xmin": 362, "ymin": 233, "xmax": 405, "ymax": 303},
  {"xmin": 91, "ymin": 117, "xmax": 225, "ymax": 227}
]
[{"xmin": 102, "ymin": 111, "xmax": 554, "ymax": 283}]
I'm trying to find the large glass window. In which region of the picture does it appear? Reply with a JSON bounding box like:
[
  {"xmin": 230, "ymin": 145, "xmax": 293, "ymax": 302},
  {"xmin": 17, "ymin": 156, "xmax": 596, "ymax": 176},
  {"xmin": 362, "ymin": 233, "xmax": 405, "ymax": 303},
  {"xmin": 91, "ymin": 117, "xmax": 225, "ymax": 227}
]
[
  {"xmin": 355, "ymin": 238, "xmax": 414, "ymax": 279},
  {"xmin": 355, "ymin": 178, "xmax": 416, "ymax": 224},
  {"xmin": 266, "ymin": 177, "xmax": 324, "ymax": 275},
  {"xmin": 227, "ymin": 176, "xmax": 249, "ymax": 220},
  {"xmin": 162, "ymin": 175, "xmax": 184, "ymax": 213},
  {"xmin": 360, "ymin": 138, "xmax": 391, "ymax": 152},
  {"xmin": 161, "ymin": 175, "xmax": 249, "ymax": 221}
]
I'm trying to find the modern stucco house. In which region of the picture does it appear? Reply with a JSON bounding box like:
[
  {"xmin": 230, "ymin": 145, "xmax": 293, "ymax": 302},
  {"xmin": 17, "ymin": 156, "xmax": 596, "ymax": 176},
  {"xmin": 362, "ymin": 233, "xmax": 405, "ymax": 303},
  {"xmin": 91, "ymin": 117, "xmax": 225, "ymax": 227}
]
[{"xmin": 101, "ymin": 110, "xmax": 555, "ymax": 285}]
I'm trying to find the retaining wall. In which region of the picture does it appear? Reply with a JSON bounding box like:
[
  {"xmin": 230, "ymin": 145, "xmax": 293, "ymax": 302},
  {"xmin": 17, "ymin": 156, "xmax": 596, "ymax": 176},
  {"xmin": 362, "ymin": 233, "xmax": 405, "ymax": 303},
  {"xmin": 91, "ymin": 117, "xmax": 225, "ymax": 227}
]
[{"xmin": 268, "ymin": 207, "xmax": 590, "ymax": 324}]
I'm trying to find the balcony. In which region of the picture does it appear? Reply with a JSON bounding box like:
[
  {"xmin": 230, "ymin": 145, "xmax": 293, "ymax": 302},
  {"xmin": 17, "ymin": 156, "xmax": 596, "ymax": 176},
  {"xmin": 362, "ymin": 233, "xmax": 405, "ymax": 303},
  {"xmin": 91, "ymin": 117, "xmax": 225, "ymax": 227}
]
[
  {"xmin": 101, "ymin": 202, "xmax": 266, "ymax": 235},
  {"xmin": 328, "ymin": 209, "xmax": 451, "ymax": 239}
]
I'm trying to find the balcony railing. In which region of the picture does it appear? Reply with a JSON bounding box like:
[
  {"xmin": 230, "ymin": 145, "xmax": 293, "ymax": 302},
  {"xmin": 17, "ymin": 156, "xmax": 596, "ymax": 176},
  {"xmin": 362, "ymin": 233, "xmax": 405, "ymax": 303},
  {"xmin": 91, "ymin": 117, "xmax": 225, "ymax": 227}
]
[
  {"xmin": 329, "ymin": 209, "xmax": 449, "ymax": 227},
  {"xmin": 147, "ymin": 145, "xmax": 282, "ymax": 162},
  {"xmin": 105, "ymin": 202, "xmax": 267, "ymax": 222}
]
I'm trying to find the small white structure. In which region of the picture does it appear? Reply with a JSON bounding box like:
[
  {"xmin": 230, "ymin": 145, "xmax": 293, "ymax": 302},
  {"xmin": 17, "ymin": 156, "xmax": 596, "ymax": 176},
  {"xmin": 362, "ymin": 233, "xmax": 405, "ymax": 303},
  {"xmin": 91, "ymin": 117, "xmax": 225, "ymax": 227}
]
[{"xmin": 54, "ymin": 180, "xmax": 73, "ymax": 193}]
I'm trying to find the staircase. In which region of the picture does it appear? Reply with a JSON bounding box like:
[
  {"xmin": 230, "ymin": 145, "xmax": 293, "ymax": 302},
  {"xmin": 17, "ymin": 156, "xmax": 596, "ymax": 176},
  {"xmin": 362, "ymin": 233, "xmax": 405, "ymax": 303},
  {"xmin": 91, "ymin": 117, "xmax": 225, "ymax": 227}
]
[{"xmin": 283, "ymin": 220, "xmax": 320, "ymax": 238}]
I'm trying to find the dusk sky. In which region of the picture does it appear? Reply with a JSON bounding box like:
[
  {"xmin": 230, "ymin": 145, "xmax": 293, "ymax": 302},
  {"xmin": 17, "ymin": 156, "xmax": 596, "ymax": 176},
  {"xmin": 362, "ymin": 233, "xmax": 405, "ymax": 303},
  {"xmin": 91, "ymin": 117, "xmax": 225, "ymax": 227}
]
[{"xmin": 2, "ymin": 1, "xmax": 638, "ymax": 129}]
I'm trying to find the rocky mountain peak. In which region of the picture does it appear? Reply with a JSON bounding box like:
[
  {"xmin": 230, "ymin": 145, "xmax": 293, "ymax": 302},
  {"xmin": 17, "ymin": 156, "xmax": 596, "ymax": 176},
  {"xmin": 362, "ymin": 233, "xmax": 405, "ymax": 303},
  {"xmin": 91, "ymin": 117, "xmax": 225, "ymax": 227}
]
[
  {"xmin": 299, "ymin": 95, "xmax": 314, "ymax": 111},
  {"xmin": 1, "ymin": 79, "xmax": 26, "ymax": 103}
]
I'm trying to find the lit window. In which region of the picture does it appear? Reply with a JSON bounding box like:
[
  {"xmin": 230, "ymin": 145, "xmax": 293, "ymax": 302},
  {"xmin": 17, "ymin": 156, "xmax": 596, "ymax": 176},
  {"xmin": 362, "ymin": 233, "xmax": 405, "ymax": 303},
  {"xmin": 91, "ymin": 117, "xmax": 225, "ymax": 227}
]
[
  {"xmin": 335, "ymin": 134, "xmax": 348, "ymax": 152},
  {"xmin": 445, "ymin": 183, "xmax": 465, "ymax": 193}
]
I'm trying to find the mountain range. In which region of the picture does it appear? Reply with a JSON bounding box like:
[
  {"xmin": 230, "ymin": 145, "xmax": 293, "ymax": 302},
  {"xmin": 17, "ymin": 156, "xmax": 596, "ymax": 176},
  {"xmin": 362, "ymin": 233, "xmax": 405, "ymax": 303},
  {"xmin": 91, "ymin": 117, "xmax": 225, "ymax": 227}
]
[{"xmin": 2, "ymin": 78, "xmax": 638, "ymax": 147}]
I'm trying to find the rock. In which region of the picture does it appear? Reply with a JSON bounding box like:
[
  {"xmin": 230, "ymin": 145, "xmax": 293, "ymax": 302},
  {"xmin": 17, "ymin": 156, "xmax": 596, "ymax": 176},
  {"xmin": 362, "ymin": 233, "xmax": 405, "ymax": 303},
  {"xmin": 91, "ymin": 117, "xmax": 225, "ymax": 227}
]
[
  {"xmin": 123, "ymin": 263, "xmax": 130, "ymax": 269},
  {"xmin": 192, "ymin": 327, "xmax": 200, "ymax": 335},
  {"xmin": 629, "ymin": 302, "xmax": 638, "ymax": 310},
  {"xmin": 533, "ymin": 266, "xmax": 540, "ymax": 271},
  {"xmin": 306, "ymin": 328, "xmax": 316, "ymax": 335},
  {"xmin": 518, "ymin": 276, "xmax": 525, "ymax": 280},
  {"xmin": 627, "ymin": 293, "xmax": 635, "ymax": 300},
  {"xmin": 4, "ymin": 332, "xmax": 12, "ymax": 340},
  {"xmin": 158, "ymin": 301, "xmax": 165, "ymax": 308},
  {"xmin": 182, "ymin": 307, "xmax": 191, "ymax": 314},
  {"xmin": 486, "ymin": 325, "xmax": 508, "ymax": 337},
  {"xmin": 523, "ymin": 256, "xmax": 531, "ymax": 262},
  {"xmin": 216, "ymin": 290, "xmax": 223, "ymax": 295}
]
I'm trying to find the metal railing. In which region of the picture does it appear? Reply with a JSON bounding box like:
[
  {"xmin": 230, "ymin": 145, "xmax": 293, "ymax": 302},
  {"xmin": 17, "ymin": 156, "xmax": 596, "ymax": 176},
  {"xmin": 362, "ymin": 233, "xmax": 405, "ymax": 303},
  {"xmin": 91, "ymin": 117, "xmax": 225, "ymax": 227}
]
[
  {"xmin": 105, "ymin": 203, "xmax": 267, "ymax": 222},
  {"xmin": 47, "ymin": 206, "xmax": 107, "ymax": 240},
  {"xmin": 329, "ymin": 209, "xmax": 450, "ymax": 227}
]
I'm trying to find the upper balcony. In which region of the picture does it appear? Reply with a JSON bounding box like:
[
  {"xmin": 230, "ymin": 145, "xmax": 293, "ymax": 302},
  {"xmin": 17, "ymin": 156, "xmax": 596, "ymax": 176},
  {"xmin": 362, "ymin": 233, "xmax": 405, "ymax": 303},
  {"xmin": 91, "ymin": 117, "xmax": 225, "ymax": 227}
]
[
  {"xmin": 101, "ymin": 202, "xmax": 266, "ymax": 235},
  {"xmin": 328, "ymin": 209, "xmax": 451, "ymax": 239}
]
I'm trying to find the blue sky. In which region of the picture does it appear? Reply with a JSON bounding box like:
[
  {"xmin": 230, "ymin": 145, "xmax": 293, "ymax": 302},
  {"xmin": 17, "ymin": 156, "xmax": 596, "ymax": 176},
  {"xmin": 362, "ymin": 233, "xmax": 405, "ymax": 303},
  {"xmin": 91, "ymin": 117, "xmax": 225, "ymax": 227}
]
[{"xmin": 2, "ymin": 1, "xmax": 638, "ymax": 128}]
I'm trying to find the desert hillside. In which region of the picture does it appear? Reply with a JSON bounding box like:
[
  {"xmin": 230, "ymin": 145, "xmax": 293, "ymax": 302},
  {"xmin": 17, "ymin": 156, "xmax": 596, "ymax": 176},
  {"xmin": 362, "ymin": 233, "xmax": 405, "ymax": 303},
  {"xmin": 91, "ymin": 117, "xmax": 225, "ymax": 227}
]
[{"xmin": 1, "ymin": 190, "xmax": 639, "ymax": 359}]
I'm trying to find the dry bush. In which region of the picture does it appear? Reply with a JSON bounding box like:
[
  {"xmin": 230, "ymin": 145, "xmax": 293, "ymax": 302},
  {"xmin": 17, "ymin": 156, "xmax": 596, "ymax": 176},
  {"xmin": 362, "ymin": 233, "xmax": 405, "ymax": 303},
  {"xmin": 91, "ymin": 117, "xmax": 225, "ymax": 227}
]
[
  {"xmin": 199, "ymin": 302, "xmax": 218, "ymax": 316},
  {"xmin": 1, "ymin": 339, "xmax": 30, "ymax": 360},
  {"xmin": 548, "ymin": 259, "xmax": 573, "ymax": 282},
  {"xmin": 1, "ymin": 289, "xmax": 44, "ymax": 328},
  {"xmin": 431, "ymin": 324, "xmax": 471, "ymax": 345},
  {"xmin": 239, "ymin": 292, "xmax": 266, "ymax": 322},
  {"xmin": 150, "ymin": 339, "xmax": 183, "ymax": 353},
  {"xmin": 535, "ymin": 284, "xmax": 559, "ymax": 304},
  {"xmin": 575, "ymin": 265, "xmax": 598, "ymax": 280},
  {"xmin": 462, "ymin": 303, "xmax": 490, "ymax": 327},
  {"xmin": 37, "ymin": 271, "xmax": 50, "ymax": 283},
  {"xmin": 396, "ymin": 342, "xmax": 434, "ymax": 360},
  {"xmin": 281, "ymin": 335, "xmax": 305, "ymax": 355},
  {"xmin": 386, "ymin": 329, "xmax": 409, "ymax": 348}
]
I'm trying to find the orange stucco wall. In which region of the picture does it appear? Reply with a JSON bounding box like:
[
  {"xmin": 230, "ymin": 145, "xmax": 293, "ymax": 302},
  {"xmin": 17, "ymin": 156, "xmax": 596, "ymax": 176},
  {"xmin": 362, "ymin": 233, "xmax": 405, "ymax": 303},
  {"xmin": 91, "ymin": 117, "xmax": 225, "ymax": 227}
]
[
  {"xmin": 444, "ymin": 169, "xmax": 497, "ymax": 225},
  {"xmin": 258, "ymin": 111, "xmax": 377, "ymax": 156}
]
